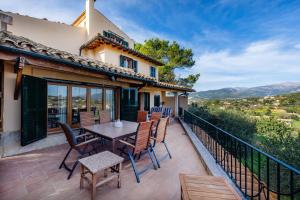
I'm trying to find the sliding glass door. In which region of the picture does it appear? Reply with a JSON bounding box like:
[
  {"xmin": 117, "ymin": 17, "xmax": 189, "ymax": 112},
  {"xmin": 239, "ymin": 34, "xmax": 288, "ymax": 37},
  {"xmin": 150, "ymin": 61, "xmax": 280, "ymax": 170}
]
[
  {"xmin": 47, "ymin": 83, "xmax": 116, "ymax": 132},
  {"xmin": 105, "ymin": 89, "xmax": 115, "ymax": 120},
  {"xmin": 90, "ymin": 88, "xmax": 103, "ymax": 121},
  {"xmin": 71, "ymin": 87, "xmax": 87, "ymax": 124},
  {"xmin": 47, "ymin": 84, "xmax": 67, "ymax": 129}
]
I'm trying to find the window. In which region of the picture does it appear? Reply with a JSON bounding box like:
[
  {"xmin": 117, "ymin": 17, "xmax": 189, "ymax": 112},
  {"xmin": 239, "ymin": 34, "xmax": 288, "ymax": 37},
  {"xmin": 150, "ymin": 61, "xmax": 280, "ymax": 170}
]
[
  {"xmin": 120, "ymin": 55, "xmax": 138, "ymax": 72},
  {"xmin": 90, "ymin": 88, "xmax": 103, "ymax": 120},
  {"xmin": 71, "ymin": 87, "xmax": 87, "ymax": 124},
  {"xmin": 47, "ymin": 85, "xmax": 67, "ymax": 129},
  {"xmin": 150, "ymin": 66, "xmax": 156, "ymax": 78}
]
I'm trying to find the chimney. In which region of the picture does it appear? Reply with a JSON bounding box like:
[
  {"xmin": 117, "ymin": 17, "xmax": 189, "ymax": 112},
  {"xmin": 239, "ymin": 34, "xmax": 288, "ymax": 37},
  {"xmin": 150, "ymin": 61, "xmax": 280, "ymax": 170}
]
[
  {"xmin": 86, "ymin": 0, "xmax": 95, "ymax": 37},
  {"xmin": 0, "ymin": 13, "xmax": 13, "ymax": 31}
]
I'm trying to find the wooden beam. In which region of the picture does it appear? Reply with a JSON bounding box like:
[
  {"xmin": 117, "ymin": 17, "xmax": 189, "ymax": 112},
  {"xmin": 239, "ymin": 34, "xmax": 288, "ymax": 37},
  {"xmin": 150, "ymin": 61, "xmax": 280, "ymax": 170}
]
[{"xmin": 14, "ymin": 57, "xmax": 25, "ymax": 100}]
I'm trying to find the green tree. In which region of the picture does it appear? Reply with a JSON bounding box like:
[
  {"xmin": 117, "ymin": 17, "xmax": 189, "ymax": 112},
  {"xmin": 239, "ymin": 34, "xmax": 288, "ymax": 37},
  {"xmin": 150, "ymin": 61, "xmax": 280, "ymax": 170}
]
[{"xmin": 134, "ymin": 38, "xmax": 199, "ymax": 87}]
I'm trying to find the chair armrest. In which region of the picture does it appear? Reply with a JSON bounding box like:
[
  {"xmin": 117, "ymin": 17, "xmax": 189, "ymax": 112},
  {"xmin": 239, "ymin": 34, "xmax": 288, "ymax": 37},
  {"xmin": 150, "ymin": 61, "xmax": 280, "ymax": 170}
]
[
  {"xmin": 150, "ymin": 136, "xmax": 157, "ymax": 140},
  {"xmin": 75, "ymin": 133, "xmax": 93, "ymax": 138},
  {"xmin": 75, "ymin": 137, "xmax": 99, "ymax": 147},
  {"xmin": 119, "ymin": 139, "xmax": 135, "ymax": 148}
]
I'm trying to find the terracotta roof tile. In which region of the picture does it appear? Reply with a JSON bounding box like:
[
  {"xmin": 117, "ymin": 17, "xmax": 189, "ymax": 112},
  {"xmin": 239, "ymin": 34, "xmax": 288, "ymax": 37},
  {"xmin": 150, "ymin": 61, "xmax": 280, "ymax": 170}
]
[{"xmin": 0, "ymin": 31, "xmax": 194, "ymax": 92}]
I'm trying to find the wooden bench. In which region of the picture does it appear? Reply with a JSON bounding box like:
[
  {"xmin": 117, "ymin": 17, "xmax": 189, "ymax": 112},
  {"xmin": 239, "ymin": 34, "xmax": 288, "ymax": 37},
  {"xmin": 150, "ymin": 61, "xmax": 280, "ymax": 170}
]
[
  {"xmin": 179, "ymin": 174, "xmax": 242, "ymax": 200},
  {"xmin": 79, "ymin": 151, "xmax": 124, "ymax": 200}
]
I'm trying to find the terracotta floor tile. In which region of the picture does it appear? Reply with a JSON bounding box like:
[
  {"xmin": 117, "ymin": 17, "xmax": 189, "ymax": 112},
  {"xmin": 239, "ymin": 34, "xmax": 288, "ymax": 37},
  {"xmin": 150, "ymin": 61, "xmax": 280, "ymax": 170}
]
[{"xmin": 0, "ymin": 121, "xmax": 208, "ymax": 200}]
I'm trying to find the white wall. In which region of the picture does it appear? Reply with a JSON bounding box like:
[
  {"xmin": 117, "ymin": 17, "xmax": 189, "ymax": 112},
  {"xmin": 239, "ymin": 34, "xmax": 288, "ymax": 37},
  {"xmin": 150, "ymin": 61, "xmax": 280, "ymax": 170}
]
[
  {"xmin": 3, "ymin": 63, "xmax": 21, "ymax": 132},
  {"xmin": 4, "ymin": 11, "xmax": 86, "ymax": 55}
]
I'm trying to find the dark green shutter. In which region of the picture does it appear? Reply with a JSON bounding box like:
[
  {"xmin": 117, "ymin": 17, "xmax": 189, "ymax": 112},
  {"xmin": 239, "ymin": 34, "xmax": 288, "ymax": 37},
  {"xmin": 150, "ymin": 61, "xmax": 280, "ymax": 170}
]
[
  {"xmin": 120, "ymin": 55, "xmax": 124, "ymax": 67},
  {"xmin": 21, "ymin": 75, "xmax": 47, "ymax": 146},
  {"xmin": 133, "ymin": 60, "xmax": 138, "ymax": 72}
]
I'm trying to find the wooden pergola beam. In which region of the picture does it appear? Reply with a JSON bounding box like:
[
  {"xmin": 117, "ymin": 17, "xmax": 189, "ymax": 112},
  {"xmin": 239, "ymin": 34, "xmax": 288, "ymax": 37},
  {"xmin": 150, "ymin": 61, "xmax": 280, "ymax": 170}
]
[{"xmin": 14, "ymin": 56, "xmax": 25, "ymax": 100}]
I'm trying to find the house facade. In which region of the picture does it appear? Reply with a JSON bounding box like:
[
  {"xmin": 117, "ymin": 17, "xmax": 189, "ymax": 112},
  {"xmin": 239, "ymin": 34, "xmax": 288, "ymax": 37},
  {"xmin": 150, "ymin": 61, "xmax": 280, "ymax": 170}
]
[{"xmin": 0, "ymin": 0, "xmax": 192, "ymax": 146}]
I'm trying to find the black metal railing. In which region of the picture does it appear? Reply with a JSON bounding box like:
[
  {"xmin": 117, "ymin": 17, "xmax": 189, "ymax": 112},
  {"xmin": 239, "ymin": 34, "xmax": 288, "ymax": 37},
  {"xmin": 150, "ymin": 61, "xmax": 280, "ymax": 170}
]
[{"xmin": 183, "ymin": 109, "xmax": 300, "ymax": 200}]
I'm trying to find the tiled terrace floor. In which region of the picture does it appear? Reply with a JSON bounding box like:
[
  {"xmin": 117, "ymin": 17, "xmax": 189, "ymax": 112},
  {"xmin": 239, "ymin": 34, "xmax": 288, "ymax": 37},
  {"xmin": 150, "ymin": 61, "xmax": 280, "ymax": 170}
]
[{"xmin": 0, "ymin": 121, "xmax": 208, "ymax": 200}]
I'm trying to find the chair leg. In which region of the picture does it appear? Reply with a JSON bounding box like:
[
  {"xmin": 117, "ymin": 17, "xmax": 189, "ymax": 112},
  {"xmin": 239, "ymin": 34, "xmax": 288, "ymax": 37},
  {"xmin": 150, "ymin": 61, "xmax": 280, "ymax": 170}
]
[
  {"xmin": 128, "ymin": 152, "xmax": 140, "ymax": 183},
  {"xmin": 59, "ymin": 147, "xmax": 72, "ymax": 169},
  {"xmin": 149, "ymin": 144, "xmax": 160, "ymax": 168},
  {"xmin": 147, "ymin": 148, "xmax": 158, "ymax": 170},
  {"xmin": 67, "ymin": 160, "xmax": 79, "ymax": 180},
  {"xmin": 163, "ymin": 141, "xmax": 172, "ymax": 159}
]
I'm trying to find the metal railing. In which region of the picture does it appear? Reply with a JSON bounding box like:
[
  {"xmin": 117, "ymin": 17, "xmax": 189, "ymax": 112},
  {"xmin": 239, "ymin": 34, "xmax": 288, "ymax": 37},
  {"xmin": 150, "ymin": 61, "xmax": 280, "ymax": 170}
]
[{"xmin": 183, "ymin": 109, "xmax": 300, "ymax": 200}]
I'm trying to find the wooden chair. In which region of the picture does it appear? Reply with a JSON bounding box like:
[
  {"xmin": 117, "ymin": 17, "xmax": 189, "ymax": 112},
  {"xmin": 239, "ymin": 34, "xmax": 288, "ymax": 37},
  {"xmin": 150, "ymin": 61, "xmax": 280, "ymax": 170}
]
[
  {"xmin": 118, "ymin": 121, "xmax": 158, "ymax": 183},
  {"xmin": 80, "ymin": 111, "xmax": 95, "ymax": 127},
  {"xmin": 58, "ymin": 122, "xmax": 100, "ymax": 179},
  {"xmin": 99, "ymin": 110, "xmax": 111, "ymax": 123},
  {"xmin": 137, "ymin": 111, "xmax": 148, "ymax": 122},
  {"xmin": 150, "ymin": 112, "xmax": 161, "ymax": 121},
  {"xmin": 151, "ymin": 117, "xmax": 171, "ymax": 168}
]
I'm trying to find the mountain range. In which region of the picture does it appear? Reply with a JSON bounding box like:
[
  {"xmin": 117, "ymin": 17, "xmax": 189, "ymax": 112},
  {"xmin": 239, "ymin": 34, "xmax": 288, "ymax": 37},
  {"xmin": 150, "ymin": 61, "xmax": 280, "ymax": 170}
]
[{"xmin": 191, "ymin": 82, "xmax": 300, "ymax": 99}]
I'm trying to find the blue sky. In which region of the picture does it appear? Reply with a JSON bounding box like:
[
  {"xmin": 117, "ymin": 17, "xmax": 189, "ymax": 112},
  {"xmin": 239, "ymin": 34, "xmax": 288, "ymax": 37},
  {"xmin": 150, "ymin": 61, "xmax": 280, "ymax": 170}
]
[{"xmin": 1, "ymin": 0, "xmax": 300, "ymax": 91}]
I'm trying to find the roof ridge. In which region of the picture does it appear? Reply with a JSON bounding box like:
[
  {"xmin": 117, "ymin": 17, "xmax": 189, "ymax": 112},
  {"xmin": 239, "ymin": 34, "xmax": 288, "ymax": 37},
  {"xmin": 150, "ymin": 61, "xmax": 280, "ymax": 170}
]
[{"xmin": 0, "ymin": 10, "xmax": 70, "ymax": 26}]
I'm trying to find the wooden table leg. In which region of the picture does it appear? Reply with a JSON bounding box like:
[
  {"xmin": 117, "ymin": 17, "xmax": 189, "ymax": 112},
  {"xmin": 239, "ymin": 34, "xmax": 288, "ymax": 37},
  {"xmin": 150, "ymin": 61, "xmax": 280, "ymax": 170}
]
[
  {"xmin": 92, "ymin": 173, "xmax": 96, "ymax": 200},
  {"xmin": 112, "ymin": 139, "xmax": 116, "ymax": 153},
  {"xmin": 118, "ymin": 163, "xmax": 122, "ymax": 188},
  {"xmin": 80, "ymin": 165, "xmax": 84, "ymax": 189}
]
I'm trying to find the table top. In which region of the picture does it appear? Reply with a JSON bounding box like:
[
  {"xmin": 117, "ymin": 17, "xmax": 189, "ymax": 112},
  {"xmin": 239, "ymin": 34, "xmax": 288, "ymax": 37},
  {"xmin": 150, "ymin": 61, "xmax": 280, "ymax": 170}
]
[
  {"xmin": 79, "ymin": 151, "xmax": 124, "ymax": 173},
  {"xmin": 83, "ymin": 121, "xmax": 139, "ymax": 140},
  {"xmin": 179, "ymin": 174, "xmax": 241, "ymax": 200}
]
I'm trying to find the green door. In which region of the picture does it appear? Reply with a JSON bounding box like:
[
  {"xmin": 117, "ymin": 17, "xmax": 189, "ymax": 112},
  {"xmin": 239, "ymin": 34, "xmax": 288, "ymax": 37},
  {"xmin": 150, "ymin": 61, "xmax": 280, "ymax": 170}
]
[
  {"xmin": 120, "ymin": 88, "xmax": 138, "ymax": 121},
  {"xmin": 21, "ymin": 75, "xmax": 47, "ymax": 146}
]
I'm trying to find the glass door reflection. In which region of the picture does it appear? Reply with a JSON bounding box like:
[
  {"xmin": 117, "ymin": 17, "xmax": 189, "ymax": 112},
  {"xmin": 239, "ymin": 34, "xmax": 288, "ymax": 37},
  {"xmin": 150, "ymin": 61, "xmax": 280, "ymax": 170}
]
[
  {"xmin": 90, "ymin": 88, "xmax": 103, "ymax": 121},
  {"xmin": 72, "ymin": 87, "xmax": 87, "ymax": 124},
  {"xmin": 47, "ymin": 85, "xmax": 67, "ymax": 129},
  {"xmin": 105, "ymin": 89, "xmax": 115, "ymax": 120}
]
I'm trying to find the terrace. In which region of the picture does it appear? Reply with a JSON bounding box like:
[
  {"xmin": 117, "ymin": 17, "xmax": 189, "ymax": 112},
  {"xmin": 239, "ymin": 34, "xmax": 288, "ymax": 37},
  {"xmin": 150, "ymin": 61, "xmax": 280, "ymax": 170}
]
[
  {"xmin": 0, "ymin": 121, "xmax": 210, "ymax": 200},
  {"xmin": 1, "ymin": 108, "xmax": 299, "ymax": 200}
]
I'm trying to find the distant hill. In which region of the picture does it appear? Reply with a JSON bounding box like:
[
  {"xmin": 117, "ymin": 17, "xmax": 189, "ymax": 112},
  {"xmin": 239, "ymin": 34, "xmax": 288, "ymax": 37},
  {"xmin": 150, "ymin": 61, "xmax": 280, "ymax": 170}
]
[{"xmin": 191, "ymin": 82, "xmax": 300, "ymax": 99}]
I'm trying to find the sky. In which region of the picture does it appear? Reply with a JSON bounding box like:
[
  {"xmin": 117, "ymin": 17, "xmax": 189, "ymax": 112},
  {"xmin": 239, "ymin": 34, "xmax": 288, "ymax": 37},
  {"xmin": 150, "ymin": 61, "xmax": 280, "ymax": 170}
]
[{"xmin": 1, "ymin": 0, "xmax": 300, "ymax": 91}]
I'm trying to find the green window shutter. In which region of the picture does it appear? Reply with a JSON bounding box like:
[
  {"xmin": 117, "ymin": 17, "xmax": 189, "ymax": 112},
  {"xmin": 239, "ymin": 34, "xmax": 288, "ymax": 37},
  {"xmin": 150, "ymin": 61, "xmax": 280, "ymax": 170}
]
[
  {"xmin": 21, "ymin": 75, "xmax": 47, "ymax": 146},
  {"xmin": 120, "ymin": 55, "xmax": 124, "ymax": 67},
  {"xmin": 133, "ymin": 60, "xmax": 138, "ymax": 72},
  {"xmin": 150, "ymin": 67, "xmax": 156, "ymax": 78}
]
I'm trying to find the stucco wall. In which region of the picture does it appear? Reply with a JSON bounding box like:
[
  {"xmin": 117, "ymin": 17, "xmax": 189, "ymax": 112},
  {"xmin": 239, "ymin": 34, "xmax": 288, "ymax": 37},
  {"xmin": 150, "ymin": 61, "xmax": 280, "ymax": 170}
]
[
  {"xmin": 3, "ymin": 11, "xmax": 86, "ymax": 55},
  {"xmin": 85, "ymin": 45, "xmax": 159, "ymax": 80},
  {"xmin": 87, "ymin": 9, "xmax": 135, "ymax": 48},
  {"xmin": 161, "ymin": 93, "xmax": 176, "ymax": 116},
  {"xmin": 179, "ymin": 96, "xmax": 188, "ymax": 110},
  {"xmin": 3, "ymin": 62, "xmax": 21, "ymax": 132}
]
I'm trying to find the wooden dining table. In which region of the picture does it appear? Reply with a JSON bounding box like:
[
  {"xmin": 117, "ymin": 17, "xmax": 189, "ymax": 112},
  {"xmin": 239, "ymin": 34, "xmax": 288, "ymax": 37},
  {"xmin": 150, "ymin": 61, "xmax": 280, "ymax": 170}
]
[{"xmin": 83, "ymin": 121, "xmax": 139, "ymax": 153}]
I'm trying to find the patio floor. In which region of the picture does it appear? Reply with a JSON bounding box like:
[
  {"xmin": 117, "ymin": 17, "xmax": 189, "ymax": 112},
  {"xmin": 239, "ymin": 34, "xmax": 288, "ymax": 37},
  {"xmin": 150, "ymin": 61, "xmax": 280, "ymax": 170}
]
[{"xmin": 0, "ymin": 121, "xmax": 208, "ymax": 200}]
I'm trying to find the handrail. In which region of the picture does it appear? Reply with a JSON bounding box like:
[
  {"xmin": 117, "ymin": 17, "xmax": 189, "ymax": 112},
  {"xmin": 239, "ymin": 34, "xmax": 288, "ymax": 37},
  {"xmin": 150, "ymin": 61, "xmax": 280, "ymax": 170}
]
[
  {"xmin": 184, "ymin": 110, "xmax": 300, "ymax": 175},
  {"xmin": 183, "ymin": 109, "xmax": 300, "ymax": 199}
]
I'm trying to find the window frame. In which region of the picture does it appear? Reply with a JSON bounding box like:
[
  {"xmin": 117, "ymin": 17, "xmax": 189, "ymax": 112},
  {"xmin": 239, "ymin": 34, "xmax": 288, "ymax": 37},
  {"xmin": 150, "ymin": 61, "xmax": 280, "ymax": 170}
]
[
  {"xmin": 120, "ymin": 55, "xmax": 138, "ymax": 72},
  {"xmin": 47, "ymin": 81, "xmax": 117, "ymax": 133},
  {"xmin": 150, "ymin": 66, "xmax": 156, "ymax": 78}
]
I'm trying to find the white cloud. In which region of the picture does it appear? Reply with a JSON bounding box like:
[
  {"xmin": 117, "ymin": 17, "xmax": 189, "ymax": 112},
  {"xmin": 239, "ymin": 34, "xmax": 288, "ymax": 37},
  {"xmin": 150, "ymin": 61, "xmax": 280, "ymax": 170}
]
[{"xmin": 187, "ymin": 39, "xmax": 300, "ymax": 91}]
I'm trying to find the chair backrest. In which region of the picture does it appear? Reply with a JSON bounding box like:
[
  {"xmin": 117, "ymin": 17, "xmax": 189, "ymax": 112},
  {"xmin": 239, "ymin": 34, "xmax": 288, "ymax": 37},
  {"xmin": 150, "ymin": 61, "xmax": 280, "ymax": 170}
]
[
  {"xmin": 154, "ymin": 117, "xmax": 169, "ymax": 143},
  {"xmin": 79, "ymin": 112, "xmax": 95, "ymax": 127},
  {"xmin": 99, "ymin": 110, "xmax": 111, "ymax": 123},
  {"xmin": 137, "ymin": 111, "xmax": 148, "ymax": 122},
  {"xmin": 163, "ymin": 107, "xmax": 173, "ymax": 117},
  {"xmin": 58, "ymin": 122, "xmax": 77, "ymax": 147},
  {"xmin": 133, "ymin": 121, "xmax": 153, "ymax": 154},
  {"xmin": 150, "ymin": 106, "xmax": 163, "ymax": 113},
  {"xmin": 150, "ymin": 112, "xmax": 161, "ymax": 121}
]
